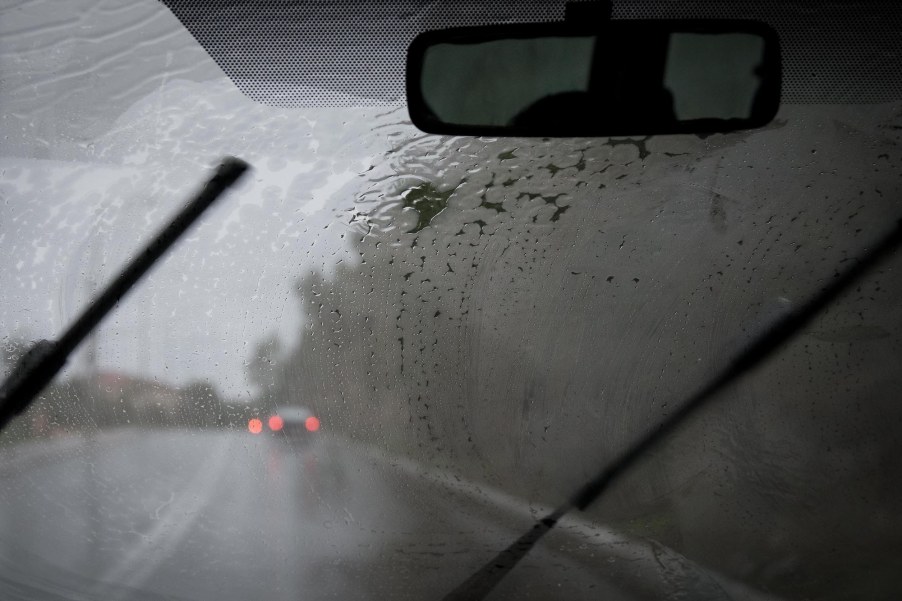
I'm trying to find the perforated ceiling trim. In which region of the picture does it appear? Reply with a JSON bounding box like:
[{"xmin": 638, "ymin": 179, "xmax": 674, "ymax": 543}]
[{"xmin": 161, "ymin": 0, "xmax": 902, "ymax": 107}]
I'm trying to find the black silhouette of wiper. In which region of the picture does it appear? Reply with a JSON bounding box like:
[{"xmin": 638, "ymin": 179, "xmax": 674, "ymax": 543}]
[
  {"xmin": 0, "ymin": 157, "xmax": 250, "ymax": 432},
  {"xmin": 444, "ymin": 217, "xmax": 902, "ymax": 601}
]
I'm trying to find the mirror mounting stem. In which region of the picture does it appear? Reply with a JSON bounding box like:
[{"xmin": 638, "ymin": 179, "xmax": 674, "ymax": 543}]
[{"xmin": 565, "ymin": 1, "xmax": 612, "ymax": 24}]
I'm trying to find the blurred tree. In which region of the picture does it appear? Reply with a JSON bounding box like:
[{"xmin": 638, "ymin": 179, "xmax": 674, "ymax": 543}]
[
  {"xmin": 246, "ymin": 334, "xmax": 283, "ymax": 402},
  {"xmin": 1, "ymin": 336, "xmax": 32, "ymax": 378}
]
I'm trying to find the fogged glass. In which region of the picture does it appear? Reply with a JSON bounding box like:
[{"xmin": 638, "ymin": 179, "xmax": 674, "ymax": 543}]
[{"xmin": 1, "ymin": 1, "xmax": 900, "ymax": 600}]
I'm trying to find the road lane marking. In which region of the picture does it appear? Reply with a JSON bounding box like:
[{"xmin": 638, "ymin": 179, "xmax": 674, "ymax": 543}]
[
  {"xmin": 94, "ymin": 435, "xmax": 233, "ymax": 598},
  {"xmin": 342, "ymin": 438, "xmax": 779, "ymax": 601}
]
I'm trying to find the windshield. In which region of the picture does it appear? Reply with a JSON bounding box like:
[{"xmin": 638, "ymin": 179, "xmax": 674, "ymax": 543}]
[{"xmin": 1, "ymin": 1, "xmax": 901, "ymax": 600}]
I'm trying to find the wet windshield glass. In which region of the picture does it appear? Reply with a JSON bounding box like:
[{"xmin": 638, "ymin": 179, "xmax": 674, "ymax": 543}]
[{"xmin": 1, "ymin": 1, "xmax": 901, "ymax": 600}]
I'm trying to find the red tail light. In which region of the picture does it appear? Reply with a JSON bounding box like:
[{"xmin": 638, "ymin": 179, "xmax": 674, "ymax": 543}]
[
  {"xmin": 268, "ymin": 415, "xmax": 284, "ymax": 431},
  {"xmin": 305, "ymin": 416, "xmax": 320, "ymax": 432},
  {"xmin": 248, "ymin": 418, "xmax": 263, "ymax": 434}
]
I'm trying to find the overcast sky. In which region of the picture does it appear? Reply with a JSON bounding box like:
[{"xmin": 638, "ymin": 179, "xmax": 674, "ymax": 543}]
[{"xmin": 0, "ymin": 0, "xmax": 410, "ymax": 397}]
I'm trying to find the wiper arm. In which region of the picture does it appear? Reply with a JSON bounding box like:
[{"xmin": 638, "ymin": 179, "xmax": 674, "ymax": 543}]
[
  {"xmin": 444, "ymin": 217, "xmax": 902, "ymax": 601},
  {"xmin": 0, "ymin": 157, "xmax": 250, "ymax": 433}
]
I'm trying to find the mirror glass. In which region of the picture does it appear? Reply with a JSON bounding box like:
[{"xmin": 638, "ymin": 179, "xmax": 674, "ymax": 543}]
[{"xmin": 409, "ymin": 22, "xmax": 780, "ymax": 136}]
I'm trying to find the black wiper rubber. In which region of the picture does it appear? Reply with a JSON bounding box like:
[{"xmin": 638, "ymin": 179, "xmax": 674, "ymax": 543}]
[
  {"xmin": 0, "ymin": 157, "xmax": 250, "ymax": 433},
  {"xmin": 444, "ymin": 218, "xmax": 902, "ymax": 601}
]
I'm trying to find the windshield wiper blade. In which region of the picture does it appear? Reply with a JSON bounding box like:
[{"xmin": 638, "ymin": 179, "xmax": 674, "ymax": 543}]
[
  {"xmin": 0, "ymin": 157, "xmax": 250, "ymax": 433},
  {"xmin": 444, "ymin": 217, "xmax": 902, "ymax": 601}
]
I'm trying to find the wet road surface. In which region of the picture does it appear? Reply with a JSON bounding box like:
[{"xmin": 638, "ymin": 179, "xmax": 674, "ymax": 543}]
[{"xmin": 0, "ymin": 430, "xmax": 773, "ymax": 601}]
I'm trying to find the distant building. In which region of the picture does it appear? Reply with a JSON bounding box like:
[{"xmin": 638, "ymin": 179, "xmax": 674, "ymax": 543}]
[{"xmin": 94, "ymin": 371, "xmax": 181, "ymax": 425}]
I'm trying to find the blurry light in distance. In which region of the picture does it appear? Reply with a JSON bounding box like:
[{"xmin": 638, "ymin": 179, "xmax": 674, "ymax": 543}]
[
  {"xmin": 248, "ymin": 418, "xmax": 263, "ymax": 434},
  {"xmin": 268, "ymin": 415, "xmax": 284, "ymax": 431},
  {"xmin": 305, "ymin": 416, "xmax": 320, "ymax": 432}
]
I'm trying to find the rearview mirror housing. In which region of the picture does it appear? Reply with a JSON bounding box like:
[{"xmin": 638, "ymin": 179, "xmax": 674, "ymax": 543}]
[{"xmin": 407, "ymin": 20, "xmax": 781, "ymax": 137}]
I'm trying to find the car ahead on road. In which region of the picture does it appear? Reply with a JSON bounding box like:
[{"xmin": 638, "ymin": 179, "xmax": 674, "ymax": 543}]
[
  {"xmin": 247, "ymin": 407, "xmax": 320, "ymax": 442},
  {"xmin": 0, "ymin": 1, "xmax": 900, "ymax": 600},
  {"xmin": 269, "ymin": 406, "xmax": 321, "ymax": 441}
]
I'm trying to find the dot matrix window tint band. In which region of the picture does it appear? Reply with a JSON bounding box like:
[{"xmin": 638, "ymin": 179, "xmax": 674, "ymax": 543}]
[{"xmin": 161, "ymin": 0, "xmax": 902, "ymax": 107}]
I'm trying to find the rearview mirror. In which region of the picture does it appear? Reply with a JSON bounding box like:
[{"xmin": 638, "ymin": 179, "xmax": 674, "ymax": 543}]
[{"xmin": 407, "ymin": 21, "xmax": 780, "ymax": 137}]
